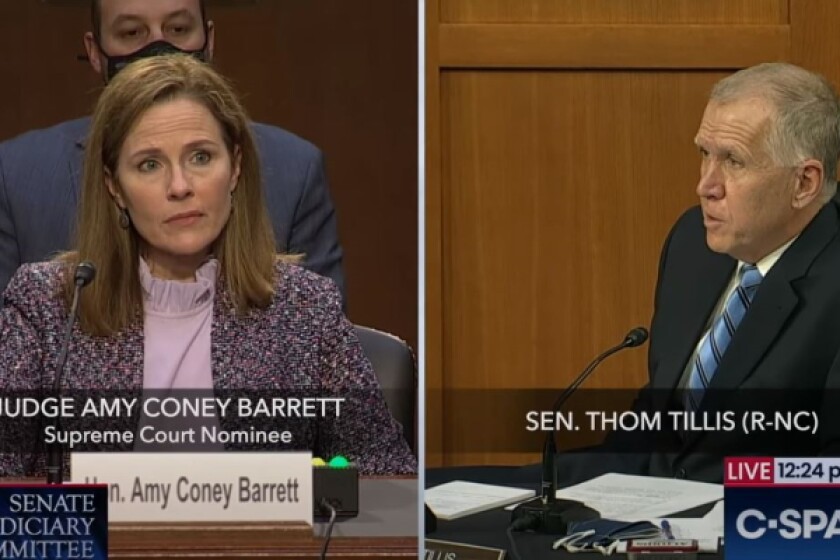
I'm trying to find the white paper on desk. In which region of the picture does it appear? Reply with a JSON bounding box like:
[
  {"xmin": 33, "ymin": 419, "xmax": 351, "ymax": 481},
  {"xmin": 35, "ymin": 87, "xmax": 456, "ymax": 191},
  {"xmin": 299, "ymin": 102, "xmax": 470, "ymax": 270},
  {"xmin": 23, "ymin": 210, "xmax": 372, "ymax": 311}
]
[
  {"xmin": 703, "ymin": 500, "xmax": 724, "ymax": 528},
  {"xmin": 505, "ymin": 473, "xmax": 722, "ymax": 521},
  {"xmin": 704, "ymin": 500, "xmax": 725, "ymax": 549},
  {"xmin": 425, "ymin": 481, "xmax": 535, "ymax": 520}
]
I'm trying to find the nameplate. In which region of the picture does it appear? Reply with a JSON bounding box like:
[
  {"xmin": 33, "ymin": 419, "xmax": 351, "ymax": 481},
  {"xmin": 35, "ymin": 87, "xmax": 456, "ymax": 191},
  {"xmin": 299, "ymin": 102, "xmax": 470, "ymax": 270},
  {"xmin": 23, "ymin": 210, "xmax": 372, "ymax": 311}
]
[
  {"xmin": 71, "ymin": 452, "xmax": 312, "ymax": 524},
  {"xmin": 425, "ymin": 538, "xmax": 506, "ymax": 559}
]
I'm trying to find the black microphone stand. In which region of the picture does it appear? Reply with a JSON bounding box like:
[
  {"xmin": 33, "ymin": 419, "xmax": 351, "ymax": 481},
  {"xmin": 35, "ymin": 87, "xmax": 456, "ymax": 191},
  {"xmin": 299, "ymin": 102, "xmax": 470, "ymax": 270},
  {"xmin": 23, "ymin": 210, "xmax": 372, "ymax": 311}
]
[
  {"xmin": 510, "ymin": 327, "xmax": 648, "ymax": 533},
  {"xmin": 46, "ymin": 262, "xmax": 96, "ymax": 484}
]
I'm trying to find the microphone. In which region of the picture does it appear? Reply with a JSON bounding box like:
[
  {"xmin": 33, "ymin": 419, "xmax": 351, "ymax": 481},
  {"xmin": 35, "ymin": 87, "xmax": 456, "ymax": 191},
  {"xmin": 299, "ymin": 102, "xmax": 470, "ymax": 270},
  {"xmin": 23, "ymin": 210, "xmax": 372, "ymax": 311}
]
[
  {"xmin": 510, "ymin": 326, "xmax": 649, "ymax": 533},
  {"xmin": 72, "ymin": 262, "xmax": 96, "ymax": 291},
  {"xmin": 46, "ymin": 261, "xmax": 96, "ymax": 484}
]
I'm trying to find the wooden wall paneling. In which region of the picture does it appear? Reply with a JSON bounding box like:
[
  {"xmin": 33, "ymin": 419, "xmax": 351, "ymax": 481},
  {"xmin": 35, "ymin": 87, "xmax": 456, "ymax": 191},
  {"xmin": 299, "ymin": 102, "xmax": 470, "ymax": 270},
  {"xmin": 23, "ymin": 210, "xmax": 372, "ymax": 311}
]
[
  {"xmin": 790, "ymin": 0, "xmax": 840, "ymax": 90},
  {"xmin": 440, "ymin": 0, "xmax": 788, "ymax": 24},
  {"xmin": 438, "ymin": 24, "xmax": 789, "ymax": 69},
  {"xmin": 0, "ymin": 4, "xmax": 21, "ymax": 135},
  {"xmin": 427, "ymin": 0, "xmax": 840, "ymax": 466},
  {"xmin": 439, "ymin": 71, "xmax": 718, "ymax": 465},
  {"xmin": 0, "ymin": 1, "xmax": 100, "ymax": 138}
]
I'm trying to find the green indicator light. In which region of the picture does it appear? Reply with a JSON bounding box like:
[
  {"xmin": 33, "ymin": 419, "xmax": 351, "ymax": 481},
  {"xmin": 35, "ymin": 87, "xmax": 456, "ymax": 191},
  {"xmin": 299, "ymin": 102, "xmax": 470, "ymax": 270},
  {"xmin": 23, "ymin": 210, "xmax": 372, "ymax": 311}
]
[{"xmin": 329, "ymin": 456, "xmax": 350, "ymax": 468}]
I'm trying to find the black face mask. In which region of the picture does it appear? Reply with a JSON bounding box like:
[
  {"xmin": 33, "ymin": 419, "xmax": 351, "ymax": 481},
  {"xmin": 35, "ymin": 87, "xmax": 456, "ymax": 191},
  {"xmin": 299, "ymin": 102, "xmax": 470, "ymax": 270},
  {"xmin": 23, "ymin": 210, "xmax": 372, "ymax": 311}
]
[{"xmin": 99, "ymin": 38, "xmax": 208, "ymax": 81}]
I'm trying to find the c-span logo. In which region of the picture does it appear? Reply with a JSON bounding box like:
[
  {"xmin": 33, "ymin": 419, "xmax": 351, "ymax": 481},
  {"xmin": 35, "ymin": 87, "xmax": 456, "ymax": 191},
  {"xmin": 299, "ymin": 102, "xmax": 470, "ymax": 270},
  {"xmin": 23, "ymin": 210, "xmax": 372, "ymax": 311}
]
[
  {"xmin": 725, "ymin": 458, "xmax": 840, "ymax": 559},
  {"xmin": 0, "ymin": 484, "xmax": 108, "ymax": 559}
]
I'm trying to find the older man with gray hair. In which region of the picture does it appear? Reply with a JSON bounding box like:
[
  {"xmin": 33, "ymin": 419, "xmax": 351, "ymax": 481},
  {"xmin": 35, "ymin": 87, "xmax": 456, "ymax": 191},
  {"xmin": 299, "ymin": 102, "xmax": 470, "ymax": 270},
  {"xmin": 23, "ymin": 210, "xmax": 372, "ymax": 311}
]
[{"xmin": 572, "ymin": 62, "xmax": 840, "ymax": 484}]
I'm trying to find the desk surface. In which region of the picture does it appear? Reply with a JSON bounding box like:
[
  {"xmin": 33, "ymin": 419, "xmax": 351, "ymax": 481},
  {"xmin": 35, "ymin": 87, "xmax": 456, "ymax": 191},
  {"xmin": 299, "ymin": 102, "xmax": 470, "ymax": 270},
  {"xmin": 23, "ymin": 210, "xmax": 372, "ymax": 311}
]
[
  {"xmin": 426, "ymin": 466, "xmax": 723, "ymax": 560},
  {"xmin": 1, "ymin": 476, "xmax": 419, "ymax": 559},
  {"xmin": 315, "ymin": 477, "xmax": 418, "ymax": 538},
  {"xmin": 112, "ymin": 476, "xmax": 418, "ymax": 559}
]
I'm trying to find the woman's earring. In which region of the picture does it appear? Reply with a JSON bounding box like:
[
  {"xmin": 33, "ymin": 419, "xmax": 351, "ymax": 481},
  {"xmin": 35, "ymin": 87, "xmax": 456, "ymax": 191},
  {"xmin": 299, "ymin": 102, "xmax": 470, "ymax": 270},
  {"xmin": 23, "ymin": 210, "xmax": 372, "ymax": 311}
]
[{"xmin": 118, "ymin": 208, "xmax": 130, "ymax": 229}]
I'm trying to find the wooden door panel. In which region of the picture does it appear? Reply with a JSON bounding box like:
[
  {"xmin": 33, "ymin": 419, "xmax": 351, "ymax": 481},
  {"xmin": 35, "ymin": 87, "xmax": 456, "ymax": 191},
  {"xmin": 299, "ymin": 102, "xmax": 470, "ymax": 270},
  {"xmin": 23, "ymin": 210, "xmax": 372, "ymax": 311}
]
[{"xmin": 438, "ymin": 71, "xmax": 716, "ymax": 464}]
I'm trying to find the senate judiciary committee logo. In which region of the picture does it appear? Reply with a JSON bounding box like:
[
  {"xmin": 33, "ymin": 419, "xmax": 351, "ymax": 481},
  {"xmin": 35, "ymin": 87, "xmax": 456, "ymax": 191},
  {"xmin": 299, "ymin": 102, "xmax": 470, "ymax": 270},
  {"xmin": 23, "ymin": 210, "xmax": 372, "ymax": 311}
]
[{"xmin": 0, "ymin": 484, "xmax": 108, "ymax": 560}]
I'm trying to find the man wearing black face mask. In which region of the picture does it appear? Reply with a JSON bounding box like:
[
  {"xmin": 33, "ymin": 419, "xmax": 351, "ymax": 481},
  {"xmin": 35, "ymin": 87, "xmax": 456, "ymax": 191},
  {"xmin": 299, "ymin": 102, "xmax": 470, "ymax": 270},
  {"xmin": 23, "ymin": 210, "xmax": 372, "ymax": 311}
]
[
  {"xmin": 0, "ymin": 0, "xmax": 345, "ymax": 303},
  {"xmin": 84, "ymin": 0, "xmax": 211, "ymax": 81},
  {"xmin": 95, "ymin": 39, "xmax": 209, "ymax": 81}
]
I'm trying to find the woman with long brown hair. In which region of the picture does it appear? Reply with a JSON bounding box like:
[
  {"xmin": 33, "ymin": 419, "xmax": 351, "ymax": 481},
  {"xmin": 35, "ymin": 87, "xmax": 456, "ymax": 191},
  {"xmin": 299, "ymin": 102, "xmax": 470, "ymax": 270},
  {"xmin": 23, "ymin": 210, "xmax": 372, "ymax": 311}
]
[{"xmin": 0, "ymin": 54, "xmax": 415, "ymax": 476}]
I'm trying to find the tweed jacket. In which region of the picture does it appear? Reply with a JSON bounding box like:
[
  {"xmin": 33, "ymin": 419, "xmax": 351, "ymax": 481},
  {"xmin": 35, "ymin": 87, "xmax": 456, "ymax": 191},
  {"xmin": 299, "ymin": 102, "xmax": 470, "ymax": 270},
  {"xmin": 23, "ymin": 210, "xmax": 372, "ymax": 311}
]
[{"xmin": 0, "ymin": 261, "xmax": 415, "ymax": 476}]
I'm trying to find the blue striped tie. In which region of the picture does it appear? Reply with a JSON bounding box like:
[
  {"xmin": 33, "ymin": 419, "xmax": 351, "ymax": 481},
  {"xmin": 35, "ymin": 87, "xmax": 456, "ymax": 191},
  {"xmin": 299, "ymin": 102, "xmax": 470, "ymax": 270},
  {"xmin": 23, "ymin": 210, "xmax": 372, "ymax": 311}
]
[{"xmin": 684, "ymin": 264, "xmax": 763, "ymax": 411}]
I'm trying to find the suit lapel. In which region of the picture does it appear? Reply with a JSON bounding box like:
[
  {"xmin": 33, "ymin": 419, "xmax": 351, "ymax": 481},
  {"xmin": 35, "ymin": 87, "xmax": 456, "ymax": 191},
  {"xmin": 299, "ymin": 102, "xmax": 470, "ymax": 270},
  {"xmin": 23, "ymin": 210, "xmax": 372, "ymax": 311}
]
[
  {"xmin": 678, "ymin": 203, "xmax": 840, "ymax": 455},
  {"xmin": 707, "ymin": 202, "xmax": 839, "ymax": 391}
]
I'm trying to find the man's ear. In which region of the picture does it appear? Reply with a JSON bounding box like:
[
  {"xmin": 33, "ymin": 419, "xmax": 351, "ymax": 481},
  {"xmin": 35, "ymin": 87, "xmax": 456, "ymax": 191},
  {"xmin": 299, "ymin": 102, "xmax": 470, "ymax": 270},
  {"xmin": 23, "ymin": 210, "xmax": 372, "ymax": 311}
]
[
  {"xmin": 793, "ymin": 159, "xmax": 825, "ymax": 208},
  {"xmin": 205, "ymin": 21, "xmax": 215, "ymax": 62},
  {"xmin": 83, "ymin": 32, "xmax": 104, "ymax": 76}
]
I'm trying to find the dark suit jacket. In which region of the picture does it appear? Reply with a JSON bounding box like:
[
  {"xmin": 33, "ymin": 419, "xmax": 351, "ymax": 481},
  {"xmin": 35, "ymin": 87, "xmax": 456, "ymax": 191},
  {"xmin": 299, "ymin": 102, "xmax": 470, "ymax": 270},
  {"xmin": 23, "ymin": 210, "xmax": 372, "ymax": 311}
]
[
  {"xmin": 0, "ymin": 117, "xmax": 344, "ymax": 301},
  {"xmin": 0, "ymin": 261, "xmax": 414, "ymax": 476},
  {"xmin": 556, "ymin": 202, "xmax": 840, "ymax": 486},
  {"xmin": 625, "ymin": 201, "xmax": 840, "ymax": 482}
]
